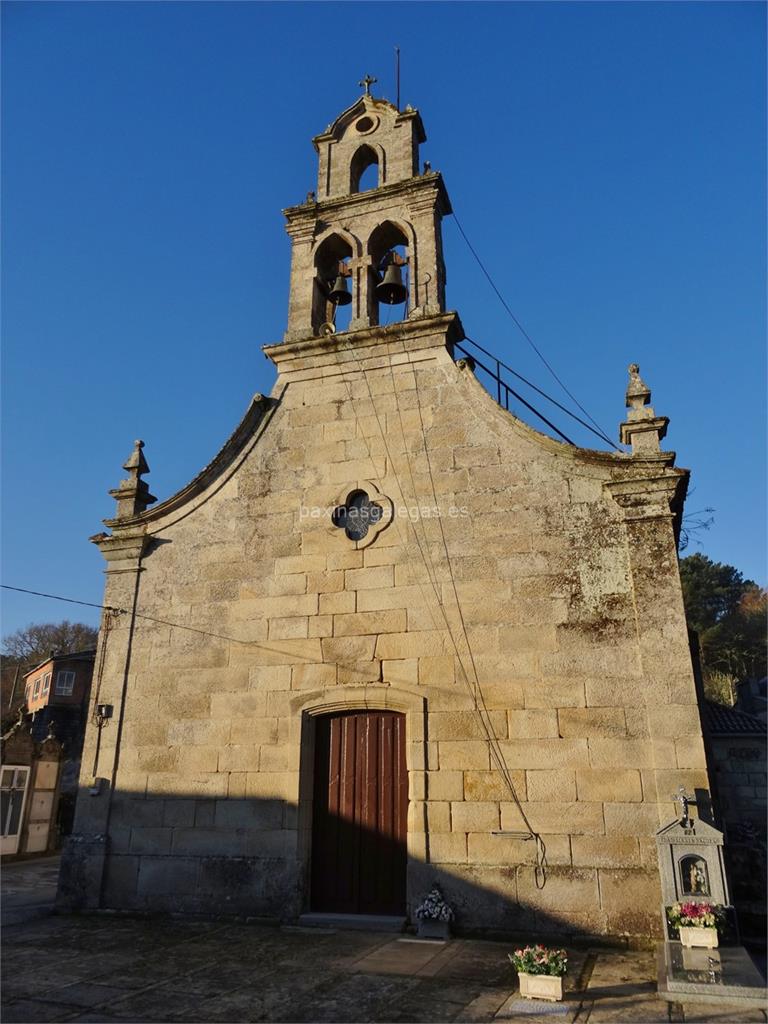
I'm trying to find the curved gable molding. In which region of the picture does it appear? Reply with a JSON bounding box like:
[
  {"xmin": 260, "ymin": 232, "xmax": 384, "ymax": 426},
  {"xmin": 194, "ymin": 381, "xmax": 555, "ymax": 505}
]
[
  {"xmin": 313, "ymin": 96, "xmax": 424, "ymax": 148},
  {"xmin": 104, "ymin": 392, "xmax": 278, "ymax": 532},
  {"xmin": 452, "ymin": 358, "xmax": 676, "ymax": 470}
]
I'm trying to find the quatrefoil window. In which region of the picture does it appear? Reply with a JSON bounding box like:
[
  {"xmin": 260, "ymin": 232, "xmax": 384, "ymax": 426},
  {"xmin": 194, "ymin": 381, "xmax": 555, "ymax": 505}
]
[{"xmin": 332, "ymin": 489, "xmax": 383, "ymax": 541}]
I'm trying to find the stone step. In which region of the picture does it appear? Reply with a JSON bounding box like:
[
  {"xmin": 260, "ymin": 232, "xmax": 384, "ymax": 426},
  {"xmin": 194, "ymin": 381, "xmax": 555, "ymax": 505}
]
[{"xmin": 297, "ymin": 912, "xmax": 406, "ymax": 933}]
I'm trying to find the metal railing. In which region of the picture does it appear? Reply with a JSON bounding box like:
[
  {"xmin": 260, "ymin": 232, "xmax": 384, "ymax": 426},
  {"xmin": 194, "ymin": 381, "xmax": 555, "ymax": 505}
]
[{"xmin": 451, "ymin": 337, "xmax": 577, "ymax": 446}]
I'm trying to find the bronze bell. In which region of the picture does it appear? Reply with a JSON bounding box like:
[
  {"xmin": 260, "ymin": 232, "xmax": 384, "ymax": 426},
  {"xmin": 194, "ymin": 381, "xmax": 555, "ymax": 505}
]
[
  {"xmin": 376, "ymin": 262, "xmax": 407, "ymax": 305},
  {"xmin": 327, "ymin": 274, "xmax": 352, "ymax": 306}
]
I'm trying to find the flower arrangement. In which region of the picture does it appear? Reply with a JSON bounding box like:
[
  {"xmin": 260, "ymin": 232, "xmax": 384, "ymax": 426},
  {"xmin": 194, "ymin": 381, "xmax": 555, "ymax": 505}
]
[
  {"xmin": 509, "ymin": 945, "xmax": 568, "ymax": 977},
  {"xmin": 414, "ymin": 885, "xmax": 454, "ymax": 922},
  {"xmin": 667, "ymin": 902, "xmax": 723, "ymax": 930}
]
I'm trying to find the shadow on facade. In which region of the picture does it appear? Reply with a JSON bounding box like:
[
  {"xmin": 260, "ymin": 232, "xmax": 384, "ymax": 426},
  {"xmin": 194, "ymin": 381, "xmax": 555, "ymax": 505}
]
[{"xmin": 57, "ymin": 783, "xmax": 662, "ymax": 944}]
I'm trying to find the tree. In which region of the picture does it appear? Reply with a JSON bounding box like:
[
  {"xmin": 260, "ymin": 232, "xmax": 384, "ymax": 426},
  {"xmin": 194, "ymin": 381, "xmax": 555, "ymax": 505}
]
[
  {"xmin": 1, "ymin": 620, "xmax": 99, "ymax": 667},
  {"xmin": 679, "ymin": 554, "xmax": 767, "ymax": 705},
  {"xmin": 679, "ymin": 553, "xmax": 752, "ymax": 633}
]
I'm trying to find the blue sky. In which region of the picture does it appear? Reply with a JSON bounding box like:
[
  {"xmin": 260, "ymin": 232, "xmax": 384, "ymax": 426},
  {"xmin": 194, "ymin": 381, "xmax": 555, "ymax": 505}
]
[{"xmin": 2, "ymin": 1, "xmax": 765, "ymax": 638}]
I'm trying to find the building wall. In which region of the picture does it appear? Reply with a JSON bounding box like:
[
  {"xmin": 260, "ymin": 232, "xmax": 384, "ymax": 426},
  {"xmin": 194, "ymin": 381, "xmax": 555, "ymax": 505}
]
[
  {"xmin": 62, "ymin": 319, "xmax": 708, "ymax": 939},
  {"xmin": 708, "ymin": 733, "xmax": 766, "ymax": 832},
  {"xmin": 1, "ymin": 729, "xmax": 62, "ymax": 858},
  {"xmin": 707, "ymin": 731, "xmax": 767, "ymax": 939}
]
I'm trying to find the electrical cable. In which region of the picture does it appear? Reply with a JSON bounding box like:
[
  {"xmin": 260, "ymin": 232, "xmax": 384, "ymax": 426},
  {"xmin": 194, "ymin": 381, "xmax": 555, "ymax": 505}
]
[
  {"xmin": 451, "ymin": 210, "xmax": 616, "ymax": 447},
  {"xmin": 3, "ymin": 584, "xmax": 272, "ymax": 647}
]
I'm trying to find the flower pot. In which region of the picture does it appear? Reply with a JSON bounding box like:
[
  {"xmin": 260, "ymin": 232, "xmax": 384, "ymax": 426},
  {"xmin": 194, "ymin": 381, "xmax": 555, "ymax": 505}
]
[
  {"xmin": 416, "ymin": 919, "xmax": 450, "ymax": 940},
  {"xmin": 679, "ymin": 926, "xmax": 718, "ymax": 949},
  {"xmin": 518, "ymin": 972, "xmax": 564, "ymax": 1002}
]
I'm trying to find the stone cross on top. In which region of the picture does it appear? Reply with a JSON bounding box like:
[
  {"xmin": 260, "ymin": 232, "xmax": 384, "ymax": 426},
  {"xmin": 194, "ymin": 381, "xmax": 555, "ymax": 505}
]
[{"xmin": 359, "ymin": 74, "xmax": 377, "ymax": 96}]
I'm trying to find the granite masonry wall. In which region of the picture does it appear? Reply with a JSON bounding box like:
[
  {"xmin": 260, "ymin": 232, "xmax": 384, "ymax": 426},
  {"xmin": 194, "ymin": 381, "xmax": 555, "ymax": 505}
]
[{"xmin": 60, "ymin": 312, "xmax": 709, "ymax": 941}]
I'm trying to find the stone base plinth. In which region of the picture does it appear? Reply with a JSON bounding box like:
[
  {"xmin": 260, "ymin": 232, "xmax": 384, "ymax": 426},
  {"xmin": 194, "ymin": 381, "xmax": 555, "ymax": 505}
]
[{"xmin": 657, "ymin": 942, "xmax": 767, "ymax": 1009}]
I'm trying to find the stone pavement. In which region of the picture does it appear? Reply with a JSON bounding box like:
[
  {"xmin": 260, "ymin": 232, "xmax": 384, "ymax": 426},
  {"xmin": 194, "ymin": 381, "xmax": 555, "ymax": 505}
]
[
  {"xmin": 2, "ymin": 860, "xmax": 765, "ymax": 1024},
  {"xmin": 2, "ymin": 854, "xmax": 62, "ymax": 927},
  {"xmin": 2, "ymin": 910, "xmax": 766, "ymax": 1024}
]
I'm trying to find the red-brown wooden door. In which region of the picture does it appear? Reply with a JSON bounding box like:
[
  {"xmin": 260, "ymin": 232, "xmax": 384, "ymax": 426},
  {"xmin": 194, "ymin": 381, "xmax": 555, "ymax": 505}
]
[{"xmin": 311, "ymin": 710, "xmax": 407, "ymax": 915}]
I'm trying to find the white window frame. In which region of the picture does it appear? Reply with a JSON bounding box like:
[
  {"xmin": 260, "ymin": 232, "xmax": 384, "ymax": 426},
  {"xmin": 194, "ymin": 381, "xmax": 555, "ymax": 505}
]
[
  {"xmin": 54, "ymin": 670, "xmax": 76, "ymax": 696},
  {"xmin": 42, "ymin": 672, "xmax": 52, "ymax": 695},
  {"xmin": 1, "ymin": 765, "xmax": 30, "ymax": 841},
  {"xmin": 32, "ymin": 678, "xmax": 41, "ymax": 699}
]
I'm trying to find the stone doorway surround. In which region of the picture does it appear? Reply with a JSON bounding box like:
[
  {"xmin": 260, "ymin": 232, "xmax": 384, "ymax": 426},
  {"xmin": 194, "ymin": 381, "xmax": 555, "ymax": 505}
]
[{"xmin": 289, "ymin": 684, "xmax": 427, "ymax": 920}]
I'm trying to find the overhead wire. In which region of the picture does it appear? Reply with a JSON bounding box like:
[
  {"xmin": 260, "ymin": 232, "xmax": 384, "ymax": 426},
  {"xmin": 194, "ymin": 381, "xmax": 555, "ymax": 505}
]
[
  {"xmin": 451, "ymin": 210, "xmax": 616, "ymax": 448},
  {"xmin": 3, "ymin": 584, "xmax": 287, "ymax": 648}
]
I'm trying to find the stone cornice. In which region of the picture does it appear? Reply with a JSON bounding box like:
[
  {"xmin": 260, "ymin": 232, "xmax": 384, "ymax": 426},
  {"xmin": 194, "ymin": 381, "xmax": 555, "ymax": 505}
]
[
  {"xmin": 312, "ymin": 96, "xmax": 425, "ymax": 149},
  {"xmin": 605, "ymin": 473, "xmax": 685, "ymax": 502},
  {"xmin": 605, "ymin": 472, "xmax": 689, "ymax": 529},
  {"xmin": 283, "ymin": 172, "xmax": 452, "ymax": 227},
  {"xmin": 90, "ymin": 527, "xmax": 149, "ymax": 568},
  {"xmin": 263, "ymin": 312, "xmax": 464, "ymax": 375},
  {"xmin": 620, "ymin": 415, "xmax": 670, "ymax": 450}
]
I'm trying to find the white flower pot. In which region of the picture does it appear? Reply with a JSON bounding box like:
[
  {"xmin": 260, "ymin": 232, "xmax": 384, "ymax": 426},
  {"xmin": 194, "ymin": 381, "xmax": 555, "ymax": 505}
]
[
  {"xmin": 416, "ymin": 918, "xmax": 450, "ymax": 940},
  {"xmin": 518, "ymin": 972, "xmax": 564, "ymax": 1002},
  {"xmin": 679, "ymin": 925, "xmax": 718, "ymax": 948}
]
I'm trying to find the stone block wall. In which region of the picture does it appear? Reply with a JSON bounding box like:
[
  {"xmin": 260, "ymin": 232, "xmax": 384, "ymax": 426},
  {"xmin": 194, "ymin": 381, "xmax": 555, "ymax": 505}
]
[
  {"xmin": 708, "ymin": 734, "xmax": 766, "ymax": 831},
  {"xmin": 64, "ymin": 313, "xmax": 708, "ymax": 940}
]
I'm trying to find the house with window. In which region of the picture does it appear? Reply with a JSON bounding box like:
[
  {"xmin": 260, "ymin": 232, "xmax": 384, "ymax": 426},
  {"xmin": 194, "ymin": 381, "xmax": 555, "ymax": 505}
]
[
  {"xmin": 20, "ymin": 651, "xmax": 96, "ymax": 843},
  {"xmin": 24, "ymin": 649, "xmax": 95, "ymax": 736}
]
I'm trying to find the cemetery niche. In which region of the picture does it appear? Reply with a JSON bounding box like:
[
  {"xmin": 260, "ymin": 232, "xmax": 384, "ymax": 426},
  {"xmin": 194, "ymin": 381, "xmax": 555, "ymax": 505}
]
[
  {"xmin": 655, "ymin": 817, "xmax": 729, "ymax": 929},
  {"xmin": 655, "ymin": 790, "xmax": 767, "ymax": 1010}
]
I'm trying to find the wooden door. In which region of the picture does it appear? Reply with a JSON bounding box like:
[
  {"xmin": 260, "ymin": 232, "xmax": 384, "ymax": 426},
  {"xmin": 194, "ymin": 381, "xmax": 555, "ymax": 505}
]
[{"xmin": 311, "ymin": 711, "xmax": 407, "ymax": 915}]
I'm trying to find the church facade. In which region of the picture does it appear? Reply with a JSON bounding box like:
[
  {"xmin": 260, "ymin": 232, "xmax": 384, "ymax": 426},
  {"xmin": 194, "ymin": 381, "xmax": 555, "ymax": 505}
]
[{"xmin": 60, "ymin": 90, "xmax": 711, "ymax": 940}]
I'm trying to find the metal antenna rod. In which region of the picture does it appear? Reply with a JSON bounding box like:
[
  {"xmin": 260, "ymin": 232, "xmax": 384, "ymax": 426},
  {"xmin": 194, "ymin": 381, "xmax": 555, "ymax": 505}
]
[{"xmin": 395, "ymin": 46, "xmax": 401, "ymax": 109}]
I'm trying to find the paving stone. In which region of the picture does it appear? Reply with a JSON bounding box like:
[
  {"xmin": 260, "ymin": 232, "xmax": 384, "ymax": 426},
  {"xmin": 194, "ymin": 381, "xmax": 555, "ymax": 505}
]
[
  {"xmin": 157, "ymin": 966, "xmax": 248, "ymax": 998},
  {"xmin": 585, "ymin": 996, "xmax": 670, "ymax": 1022},
  {"xmin": 277, "ymin": 972, "xmax": 422, "ymax": 1023},
  {"xmin": 37, "ymin": 983, "xmax": 132, "ymax": 1008},
  {"xmin": 104, "ymin": 987, "xmax": 204, "ymax": 1020},
  {"xmin": 495, "ymin": 996, "xmax": 571, "ymax": 1018},
  {"xmin": 0, "ymin": 1001, "xmax": 73, "ymax": 1023},
  {"xmin": 385, "ymin": 977, "xmax": 489, "ymax": 1022},
  {"xmin": 66, "ymin": 1016, "xmax": 140, "ymax": 1023},
  {"xmin": 461, "ymin": 986, "xmax": 515, "ymax": 1022},
  {"xmin": 349, "ymin": 936, "xmax": 450, "ymax": 975},
  {"xmin": 680, "ymin": 1005, "xmax": 768, "ymax": 1023}
]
